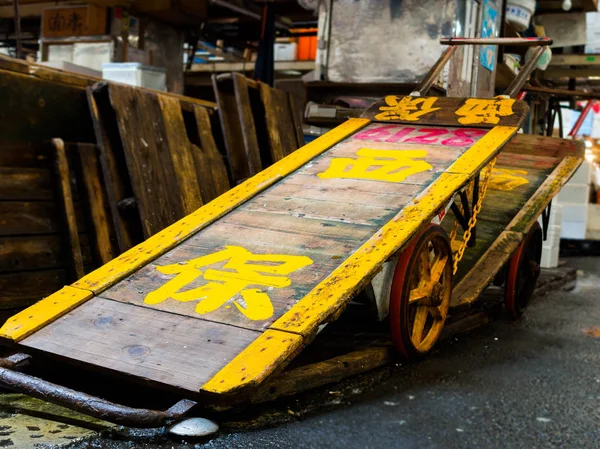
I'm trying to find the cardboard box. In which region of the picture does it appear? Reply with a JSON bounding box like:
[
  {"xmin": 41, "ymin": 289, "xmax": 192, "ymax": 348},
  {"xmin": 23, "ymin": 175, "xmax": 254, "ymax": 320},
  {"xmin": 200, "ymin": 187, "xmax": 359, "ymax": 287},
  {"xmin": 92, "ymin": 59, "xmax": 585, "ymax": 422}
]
[{"xmin": 42, "ymin": 5, "xmax": 107, "ymax": 38}]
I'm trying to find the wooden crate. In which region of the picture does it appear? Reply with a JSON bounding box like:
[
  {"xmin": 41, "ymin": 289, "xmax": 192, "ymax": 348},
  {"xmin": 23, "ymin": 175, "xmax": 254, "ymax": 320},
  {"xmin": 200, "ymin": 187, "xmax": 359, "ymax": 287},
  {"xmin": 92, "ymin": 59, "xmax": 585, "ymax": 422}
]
[{"xmin": 41, "ymin": 5, "xmax": 108, "ymax": 38}]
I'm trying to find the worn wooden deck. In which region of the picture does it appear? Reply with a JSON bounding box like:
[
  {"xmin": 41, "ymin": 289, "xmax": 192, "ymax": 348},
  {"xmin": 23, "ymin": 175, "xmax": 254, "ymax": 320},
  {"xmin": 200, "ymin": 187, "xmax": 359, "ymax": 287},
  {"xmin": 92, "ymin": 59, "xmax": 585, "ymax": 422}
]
[{"xmin": 1, "ymin": 95, "xmax": 529, "ymax": 397}]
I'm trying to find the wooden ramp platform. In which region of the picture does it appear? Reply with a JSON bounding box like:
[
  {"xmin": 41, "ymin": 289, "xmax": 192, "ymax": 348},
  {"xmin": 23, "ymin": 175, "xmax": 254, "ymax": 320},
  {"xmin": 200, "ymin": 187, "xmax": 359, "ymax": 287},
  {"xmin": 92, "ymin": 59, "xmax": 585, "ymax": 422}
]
[{"xmin": 0, "ymin": 96, "xmax": 528, "ymax": 398}]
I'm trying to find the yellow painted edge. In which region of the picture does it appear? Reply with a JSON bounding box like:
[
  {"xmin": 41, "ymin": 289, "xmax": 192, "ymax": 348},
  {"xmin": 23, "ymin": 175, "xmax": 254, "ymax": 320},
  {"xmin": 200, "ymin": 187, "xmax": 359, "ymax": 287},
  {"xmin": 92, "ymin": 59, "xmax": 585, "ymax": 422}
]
[
  {"xmin": 73, "ymin": 117, "xmax": 371, "ymax": 295},
  {"xmin": 508, "ymin": 156, "xmax": 583, "ymax": 234},
  {"xmin": 201, "ymin": 329, "xmax": 303, "ymax": 394},
  {"xmin": 270, "ymin": 171, "xmax": 470, "ymax": 337},
  {"xmin": 0, "ymin": 286, "xmax": 93, "ymax": 342},
  {"xmin": 447, "ymin": 126, "xmax": 518, "ymax": 175}
]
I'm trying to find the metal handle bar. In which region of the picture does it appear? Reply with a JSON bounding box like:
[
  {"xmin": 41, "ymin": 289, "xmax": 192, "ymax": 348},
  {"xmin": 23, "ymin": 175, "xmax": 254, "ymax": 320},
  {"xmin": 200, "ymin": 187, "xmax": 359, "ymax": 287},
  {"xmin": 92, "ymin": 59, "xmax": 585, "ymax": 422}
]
[
  {"xmin": 0, "ymin": 354, "xmax": 197, "ymax": 428},
  {"xmin": 440, "ymin": 37, "xmax": 553, "ymax": 47},
  {"xmin": 416, "ymin": 37, "xmax": 552, "ymax": 97}
]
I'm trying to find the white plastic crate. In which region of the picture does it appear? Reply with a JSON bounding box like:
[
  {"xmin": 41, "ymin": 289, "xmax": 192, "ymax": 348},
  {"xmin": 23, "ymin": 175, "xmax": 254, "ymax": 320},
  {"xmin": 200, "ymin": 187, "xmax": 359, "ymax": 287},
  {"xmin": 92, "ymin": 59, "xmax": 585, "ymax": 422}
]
[
  {"xmin": 540, "ymin": 243, "xmax": 560, "ymax": 268},
  {"xmin": 102, "ymin": 63, "xmax": 167, "ymax": 92},
  {"xmin": 561, "ymin": 220, "xmax": 587, "ymax": 240}
]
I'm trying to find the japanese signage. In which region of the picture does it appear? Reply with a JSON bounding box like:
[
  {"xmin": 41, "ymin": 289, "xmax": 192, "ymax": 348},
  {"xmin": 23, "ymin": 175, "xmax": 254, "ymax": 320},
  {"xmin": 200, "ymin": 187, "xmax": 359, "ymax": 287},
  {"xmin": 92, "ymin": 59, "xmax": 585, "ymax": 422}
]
[
  {"xmin": 363, "ymin": 95, "xmax": 528, "ymax": 128},
  {"xmin": 41, "ymin": 5, "xmax": 107, "ymax": 38}
]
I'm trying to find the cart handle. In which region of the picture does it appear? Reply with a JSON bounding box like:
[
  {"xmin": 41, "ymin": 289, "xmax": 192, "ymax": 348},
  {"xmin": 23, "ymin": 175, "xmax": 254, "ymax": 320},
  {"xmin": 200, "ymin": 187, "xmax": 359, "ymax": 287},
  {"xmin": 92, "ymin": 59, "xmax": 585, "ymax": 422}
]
[
  {"xmin": 415, "ymin": 37, "xmax": 553, "ymax": 98},
  {"xmin": 0, "ymin": 354, "xmax": 197, "ymax": 427}
]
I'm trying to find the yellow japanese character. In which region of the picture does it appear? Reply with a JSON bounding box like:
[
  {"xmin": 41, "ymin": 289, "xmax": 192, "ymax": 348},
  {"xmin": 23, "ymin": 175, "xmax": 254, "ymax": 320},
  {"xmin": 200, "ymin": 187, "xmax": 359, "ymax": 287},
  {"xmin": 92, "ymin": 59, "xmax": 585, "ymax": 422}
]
[
  {"xmin": 488, "ymin": 168, "xmax": 529, "ymax": 191},
  {"xmin": 375, "ymin": 96, "xmax": 441, "ymax": 121},
  {"xmin": 455, "ymin": 98, "xmax": 515, "ymax": 125},
  {"xmin": 144, "ymin": 246, "xmax": 313, "ymax": 321},
  {"xmin": 318, "ymin": 148, "xmax": 433, "ymax": 183}
]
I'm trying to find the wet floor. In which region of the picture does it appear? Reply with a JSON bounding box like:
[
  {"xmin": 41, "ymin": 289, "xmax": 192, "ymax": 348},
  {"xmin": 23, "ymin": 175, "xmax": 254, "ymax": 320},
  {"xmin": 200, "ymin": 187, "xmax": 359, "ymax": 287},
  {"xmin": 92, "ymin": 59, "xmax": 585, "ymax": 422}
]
[{"xmin": 3, "ymin": 257, "xmax": 599, "ymax": 448}]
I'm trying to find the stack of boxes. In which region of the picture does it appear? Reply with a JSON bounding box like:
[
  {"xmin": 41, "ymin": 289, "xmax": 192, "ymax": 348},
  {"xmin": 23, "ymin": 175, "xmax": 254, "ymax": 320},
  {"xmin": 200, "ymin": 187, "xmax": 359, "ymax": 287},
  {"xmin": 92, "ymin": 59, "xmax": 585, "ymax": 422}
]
[
  {"xmin": 539, "ymin": 204, "xmax": 562, "ymax": 268},
  {"xmin": 557, "ymin": 160, "xmax": 593, "ymax": 239}
]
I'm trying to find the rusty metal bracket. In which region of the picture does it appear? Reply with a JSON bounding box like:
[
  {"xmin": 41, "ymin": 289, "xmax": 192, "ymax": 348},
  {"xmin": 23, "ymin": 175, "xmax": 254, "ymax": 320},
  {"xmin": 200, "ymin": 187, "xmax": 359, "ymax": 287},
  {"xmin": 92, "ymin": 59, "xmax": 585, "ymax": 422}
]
[
  {"xmin": 541, "ymin": 201, "xmax": 552, "ymax": 242},
  {"xmin": 0, "ymin": 354, "xmax": 196, "ymax": 428}
]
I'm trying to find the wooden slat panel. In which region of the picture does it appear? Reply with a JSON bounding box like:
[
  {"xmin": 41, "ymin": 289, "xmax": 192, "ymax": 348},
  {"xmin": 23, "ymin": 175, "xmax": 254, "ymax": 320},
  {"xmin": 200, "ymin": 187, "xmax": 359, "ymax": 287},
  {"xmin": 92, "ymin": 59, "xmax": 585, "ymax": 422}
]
[
  {"xmin": 503, "ymin": 133, "xmax": 584, "ymax": 159},
  {"xmin": 288, "ymin": 93, "xmax": 305, "ymax": 149},
  {"xmin": 21, "ymin": 298, "xmax": 261, "ymax": 393},
  {"xmin": 0, "ymin": 168, "xmax": 52, "ymax": 200},
  {"xmin": 0, "ymin": 269, "xmax": 67, "ymax": 309},
  {"xmin": 76, "ymin": 143, "xmax": 117, "ymax": 265},
  {"xmin": 192, "ymin": 106, "xmax": 231, "ymax": 203},
  {"xmin": 53, "ymin": 139, "xmax": 85, "ymax": 280},
  {"xmin": 108, "ymin": 84, "xmax": 188, "ymax": 238},
  {"xmin": 259, "ymin": 82, "xmax": 300, "ymax": 161},
  {"xmin": 232, "ymin": 74, "xmax": 262, "ymax": 176},
  {"xmin": 0, "ymin": 202, "xmax": 86, "ymax": 236},
  {"xmin": 0, "ymin": 144, "xmax": 48, "ymax": 168},
  {"xmin": 0, "ymin": 236, "xmax": 92, "ymax": 273},
  {"xmin": 87, "ymin": 87, "xmax": 136, "ymax": 253}
]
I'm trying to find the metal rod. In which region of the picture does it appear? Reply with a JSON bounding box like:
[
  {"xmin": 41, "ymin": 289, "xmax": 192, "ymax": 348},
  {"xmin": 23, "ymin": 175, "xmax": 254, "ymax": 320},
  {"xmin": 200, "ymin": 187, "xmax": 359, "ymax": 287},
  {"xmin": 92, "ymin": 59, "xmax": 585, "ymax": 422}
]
[
  {"xmin": 416, "ymin": 45, "xmax": 458, "ymax": 96},
  {"xmin": 504, "ymin": 45, "xmax": 546, "ymax": 99},
  {"xmin": 0, "ymin": 360, "xmax": 196, "ymax": 427},
  {"xmin": 12, "ymin": 0, "xmax": 22, "ymax": 59},
  {"xmin": 568, "ymin": 100, "xmax": 596, "ymax": 137},
  {"xmin": 440, "ymin": 37, "xmax": 553, "ymax": 47}
]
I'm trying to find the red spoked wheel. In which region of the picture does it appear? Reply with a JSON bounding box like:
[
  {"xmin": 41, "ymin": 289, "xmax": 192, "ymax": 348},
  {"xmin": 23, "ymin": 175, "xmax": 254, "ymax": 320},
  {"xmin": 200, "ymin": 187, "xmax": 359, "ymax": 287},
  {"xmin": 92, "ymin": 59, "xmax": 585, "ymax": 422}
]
[
  {"xmin": 505, "ymin": 221, "xmax": 543, "ymax": 319},
  {"xmin": 390, "ymin": 224, "xmax": 453, "ymax": 359}
]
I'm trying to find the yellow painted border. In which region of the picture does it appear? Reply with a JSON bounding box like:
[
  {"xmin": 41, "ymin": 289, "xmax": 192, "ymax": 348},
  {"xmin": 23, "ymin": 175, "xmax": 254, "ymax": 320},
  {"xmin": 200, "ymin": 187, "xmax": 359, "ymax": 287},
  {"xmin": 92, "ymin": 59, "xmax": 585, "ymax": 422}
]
[
  {"xmin": 447, "ymin": 126, "xmax": 518, "ymax": 175},
  {"xmin": 1, "ymin": 118, "xmax": 370, "ymax": 343},
  {"xmin": 0, "ymin": 286, "xmax": 92, "ymax": 341},
  {"xmin": 202, "ymin": 329, "xmax": 303, "ymax": 394}
]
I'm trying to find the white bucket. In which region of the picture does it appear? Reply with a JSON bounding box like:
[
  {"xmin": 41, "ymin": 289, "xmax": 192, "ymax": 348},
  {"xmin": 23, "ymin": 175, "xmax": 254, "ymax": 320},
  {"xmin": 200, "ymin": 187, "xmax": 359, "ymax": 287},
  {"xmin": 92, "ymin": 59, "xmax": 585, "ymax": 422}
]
[{"xmin": 506, "ymin": 0, "xmax": 537, "ymax": 32}]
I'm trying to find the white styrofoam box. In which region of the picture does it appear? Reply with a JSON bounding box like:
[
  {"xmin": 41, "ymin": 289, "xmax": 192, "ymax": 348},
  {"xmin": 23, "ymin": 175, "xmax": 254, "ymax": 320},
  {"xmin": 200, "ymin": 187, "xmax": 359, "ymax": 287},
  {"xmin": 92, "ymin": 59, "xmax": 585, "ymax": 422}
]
[
  {"xmin": 560, "ymin": 203, "xmax": 589, "ymax": 223},
  {"xmin": 561, "ymin": 220, "xmax": 587, "ymax": 240},
  {"xmin": 102, "ymin": 63, "xmax": 167, "ymax": 92},
  {"xmin": 557, "ymin": 183, "xmax": 591, "ymax": 204},
  {"xmin": 568, "ymin": 160, "xmax": 593, "ymax": 184},
  {"xmin": 587, "ymin": 203, "xmax": 600, "ymax": 232},
  {"xmin": 585, "ymin": 44, "xmax": 600, "ymax": 54},
  {"xmin": 541, "ymin": 243, "xmax": 560, "ymax": 268},
  {"xmin": 73, "ymin": 42, "xmax": 112, "ymax": 72},
  {"xmin": 274, "ymin": 42, "xmax": 297, "ymax": 61},
  {"xmin": 47, "ymin": 44, "xmax": 74, "ymax": 63},
  {"xmin": 39, "ymin": 61, "xmax": 101, "ymax": 79},
  {"xmin": 543, "ymin": 231, "xmax": 561, "ymax": 248}
]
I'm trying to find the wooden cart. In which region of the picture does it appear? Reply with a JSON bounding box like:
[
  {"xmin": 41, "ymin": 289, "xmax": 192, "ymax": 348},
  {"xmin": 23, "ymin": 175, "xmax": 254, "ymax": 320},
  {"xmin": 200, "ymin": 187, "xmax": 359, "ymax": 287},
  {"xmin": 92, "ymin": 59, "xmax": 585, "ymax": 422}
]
[{"xmin": 0, "ymin": 38, "xmax": 584, "ymax": 427}]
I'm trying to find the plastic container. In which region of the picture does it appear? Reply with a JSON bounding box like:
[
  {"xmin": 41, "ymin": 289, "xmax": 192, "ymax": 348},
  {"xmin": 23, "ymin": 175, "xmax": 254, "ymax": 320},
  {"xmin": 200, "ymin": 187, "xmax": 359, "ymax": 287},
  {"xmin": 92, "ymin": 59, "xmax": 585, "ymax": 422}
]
[
  {"xmin": 102, "ymin": 63, "xmax": 167, "ymax": 91},
  {"xmin": 506, "ymin": 0, "xmax": 536, "ymax": 32}
]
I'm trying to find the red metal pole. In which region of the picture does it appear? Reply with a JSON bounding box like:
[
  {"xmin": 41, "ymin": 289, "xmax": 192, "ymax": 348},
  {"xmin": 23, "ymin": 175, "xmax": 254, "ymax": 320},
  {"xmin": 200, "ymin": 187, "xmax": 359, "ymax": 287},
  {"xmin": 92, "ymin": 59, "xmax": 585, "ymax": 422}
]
[{"xmin": 568, "ymin": 100, "xmax": 596, "ymax": 137}]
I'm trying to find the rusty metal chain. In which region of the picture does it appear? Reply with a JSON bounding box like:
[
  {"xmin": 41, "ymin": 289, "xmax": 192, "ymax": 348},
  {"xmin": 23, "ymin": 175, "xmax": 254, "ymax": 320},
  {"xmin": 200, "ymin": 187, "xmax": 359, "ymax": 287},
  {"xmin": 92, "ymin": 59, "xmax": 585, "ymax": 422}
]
[{"xmin": 451, "ymin": 157, "xmax": 497, "ymax": 275}]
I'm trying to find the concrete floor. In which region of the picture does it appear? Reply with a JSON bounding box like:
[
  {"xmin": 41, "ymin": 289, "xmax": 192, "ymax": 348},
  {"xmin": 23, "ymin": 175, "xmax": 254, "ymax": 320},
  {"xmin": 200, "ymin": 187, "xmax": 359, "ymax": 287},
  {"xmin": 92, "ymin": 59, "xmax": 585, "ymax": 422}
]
[{"xmin": 64, "ymin": 256, "xmax": 600, "ymax": 449}]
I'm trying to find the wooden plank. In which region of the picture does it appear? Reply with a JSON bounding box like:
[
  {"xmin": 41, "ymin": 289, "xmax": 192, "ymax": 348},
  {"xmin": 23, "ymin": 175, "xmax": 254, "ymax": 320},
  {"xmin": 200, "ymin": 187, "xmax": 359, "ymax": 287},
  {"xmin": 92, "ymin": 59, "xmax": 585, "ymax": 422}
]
[
  {"xmin": 157, "ymin": 94, "xmax": 204, "ymax": 216},
  {"xmin": 202, "ymin": 329, "xmax": 303, "ymax": 394},
  {"xmin": 502, "ymin": 134, "xmax": 584, "ymax": 160},
  {"xmin": 362, "ymin": 96, "xmax": 528, "ymax": 128},
  {"xmin": 507, "ymin": 156, "xmax": 583, "ymax": 234},
  {"xmin": 0, "ymin": 144, "xmax": 48, "ymax": 168},
  {"xmin": 240, "ymin": 193, "xmax": 404, "ymax": 227},
  {"xmin": 288, "ymin": 93, "xmax": 305, "ymax": 149},
  {"xmin": 193, "ymin": 105, "xmax": 231, "ymax": 203},
  {"xmin": 20, "ymin": 298, "xmax": 262, "ymax": 393},
  {"xmin": 232, "ymin": 74, "xmax": 263, "ymax": 176},
  {"xmin": 0, "ymin": 236, "xmax": 92, "ymax": 273},
  {"xmin": 262, "ymin": 178, "xmax": 422, "ymax": 209},
  {"xmin": 0, "ymin": 68, "xmax": 95, "ymax": 145},
  {"xmin": 75, "ymin": 143, "xmax": 118, "ymax": 265},
  {"xmin": 258, "ymin": 82, "xmax": 286, "ymax": 162},
  {"xmin": 0, "ymin": 168, "xmax": 52, "ymax": 200},
  {"xmin": 213, "ymin": 73, "xmax": 262, "ymax": 184},
  {"xmin": 259, "ymin": 82, "xmax": 300, "ymax": 161},
  {"xmin": 99, "ymin": 217, "xmax": 373, "ymax": 331},
  {"xmin": 0, "ymin": 202, "xmax": 59, "ymax": 236},
  {"xmin": 71, "ymin": 118, "xmax": 369, "ymax": 295},
  {"xmin": 108, "ymin": 84, "xmax": 187, "ymax": 238},
  {"xmin": 0, "ymin": 270, "xmax": 68, "ymax": 310},
  {"xmin": 52, "ymin": 139, "xmax": 85, "ymax": 281},
  {"xmin": 87, "ymin": 86, "xmax": 136, "ymax": 253},
  {"xmin": 0, "ymin": 286, "xmax": 92, "ymax": 341},
  {"xmin": 451, "ymin": 231, "xmax": 524, "ymax": 307},
  {"xmin": 268, "ymin": 173, "xmax": 469, "ymax": 335},
  {"xmin": 351, "ymin": 123, "xmax": 488, "ymax": 147}
]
